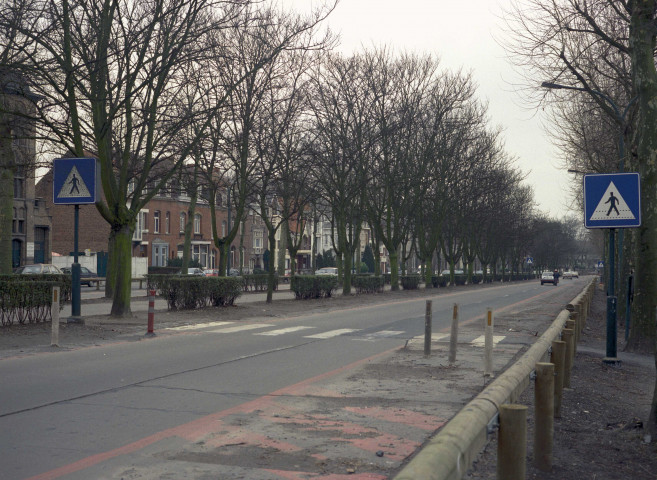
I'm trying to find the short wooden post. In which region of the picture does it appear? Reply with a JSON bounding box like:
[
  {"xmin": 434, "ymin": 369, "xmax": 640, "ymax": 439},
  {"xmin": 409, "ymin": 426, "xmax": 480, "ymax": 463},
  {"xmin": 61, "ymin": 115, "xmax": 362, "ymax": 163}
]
[
  {"xmin": 484, "ymin": 307, "xmax": 494, "ymax": 377},
  {"xmin": 448, "ymin": 303, "xmax": 459, "ymax": 363},
  {"xmin": 497, "ymin": 404, "xmax": 527, "ymax": 480},
  {"xmin": 534, "ymin": 362, "xmax": 554, "ymax": 472},
  {"xmin": 566, "ymin": 318, "xmax": 577, "ymax": 354},
  {"xmin": 424, "ymin": 300, "xmax": 432, "ymax": 356},
  {"xmin": 50, "ymin": 286, "xmax": 60, "ymax": 347},
  {"xmin": 562, "ymin": 328, "xmax": 575, "ymax": 388},
  {"xmin": 550, "ymin": 340, "xmax": 566, "ymax": 418}
]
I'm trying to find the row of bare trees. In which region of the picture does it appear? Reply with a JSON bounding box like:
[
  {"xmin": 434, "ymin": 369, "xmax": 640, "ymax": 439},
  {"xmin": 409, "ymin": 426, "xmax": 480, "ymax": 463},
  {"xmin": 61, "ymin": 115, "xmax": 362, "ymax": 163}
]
[{"xmin": 1, "ymin": 1, "xmax": 591, "ymax": 312}]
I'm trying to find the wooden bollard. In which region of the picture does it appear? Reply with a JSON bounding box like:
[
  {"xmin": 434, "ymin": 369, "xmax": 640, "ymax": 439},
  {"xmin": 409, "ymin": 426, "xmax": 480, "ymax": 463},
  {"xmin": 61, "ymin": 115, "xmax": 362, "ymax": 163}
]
[
  {"xmin": 424, "ymin": 300, "xmax": 432, "ymax": 356},
  {"xmin": 534, "ymin": 362, "xmax": 554, "ymax": 472},
  {"xmin": 550, "ymin": 340, "xmax": 566, "ymax": 418},
  {"xmin": 51, "ymin": 286, "xmax": 60, "ymax": 347},
  {"xmin": 562, "ymin": 328, "xmax": 575, "ymax": 388},
  {"xmin": 448, "ymin": 303, "xmax": 459, "ymax": 363},
  {"xmin": 497, "ymin": 404, "xmax": 527, "ymax": 480},
  {"xmin": 484, "ymin": 307, "xmax": 494, "ymax": 377},
  {"xmin": 566, "ymin": 319, "xmax": 577, "ymax": 354},
  {"xmin": 568, "ymin": 311, "xmax": 578, "ymax": 344}
]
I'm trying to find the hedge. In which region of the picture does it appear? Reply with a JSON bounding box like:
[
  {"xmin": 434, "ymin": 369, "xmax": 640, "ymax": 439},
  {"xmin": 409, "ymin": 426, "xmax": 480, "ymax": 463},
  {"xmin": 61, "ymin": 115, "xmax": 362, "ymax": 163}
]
[
  {"xmin": 352, "ymin": 275, "xmax": 384, "ymax": 294},
  {"xmin": 0, "ymin": 275, "xmax": 71, "ymax": 326},
  {"xmin": 400, "ymin": 275, "xmax": 422, "ymax": 290},
  {"xmin": 145, "ymin": 275, "xmax": 242, "ymax": 310},
  {"xmin": 290, "ymin": 275, "xmax": 338, "ymax": 299},
  {"xmin": 241, "ymin": 274, "xmax": 279, "ymax": 292}
]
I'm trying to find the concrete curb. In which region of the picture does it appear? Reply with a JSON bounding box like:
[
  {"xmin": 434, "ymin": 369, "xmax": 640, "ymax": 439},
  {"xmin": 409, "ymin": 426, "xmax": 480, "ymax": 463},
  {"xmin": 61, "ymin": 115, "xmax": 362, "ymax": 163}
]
[{"xmin": 394, "ymin": 279, "xmax": 596, "ymax": 480}]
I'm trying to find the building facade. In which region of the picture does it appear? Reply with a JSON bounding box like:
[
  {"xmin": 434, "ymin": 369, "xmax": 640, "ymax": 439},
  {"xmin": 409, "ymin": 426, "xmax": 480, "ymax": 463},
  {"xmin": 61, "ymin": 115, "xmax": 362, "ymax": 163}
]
[
  {"xmin": 36, "ymin": 172, "xmax": 267, "ymax": 273},
  {"xmin": 2, "ymin": 71, "xmax": 53, "ymax": 268}
]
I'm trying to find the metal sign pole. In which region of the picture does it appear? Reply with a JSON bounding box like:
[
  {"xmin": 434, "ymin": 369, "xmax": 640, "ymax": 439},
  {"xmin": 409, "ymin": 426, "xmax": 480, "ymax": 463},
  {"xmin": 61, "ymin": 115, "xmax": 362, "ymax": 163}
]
[
  {"xmin": 603, "ymin": 228, "xmax": 618, "ymax": 363},
  {"xmin": 69, "ymin": 204, "xmax": 82, "ymax": 322}
]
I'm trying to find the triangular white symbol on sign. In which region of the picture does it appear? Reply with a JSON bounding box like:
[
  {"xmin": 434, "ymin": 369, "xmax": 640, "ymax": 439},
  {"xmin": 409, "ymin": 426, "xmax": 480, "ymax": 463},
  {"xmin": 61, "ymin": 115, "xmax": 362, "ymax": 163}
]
[
  {"xmin": 57, "ymin": 166, "xmax": 90, "ymax": 198},
  {"xmin": 589, "ymin": 181, "xmax": 635, "ymax": 221}
]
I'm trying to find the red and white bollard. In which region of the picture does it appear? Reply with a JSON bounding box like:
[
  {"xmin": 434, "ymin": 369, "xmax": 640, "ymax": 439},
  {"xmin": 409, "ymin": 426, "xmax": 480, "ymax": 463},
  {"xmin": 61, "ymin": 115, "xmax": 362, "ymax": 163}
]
[{"xmin": 146, "ymin": 289, "xmax": 156, "ymax": 336}]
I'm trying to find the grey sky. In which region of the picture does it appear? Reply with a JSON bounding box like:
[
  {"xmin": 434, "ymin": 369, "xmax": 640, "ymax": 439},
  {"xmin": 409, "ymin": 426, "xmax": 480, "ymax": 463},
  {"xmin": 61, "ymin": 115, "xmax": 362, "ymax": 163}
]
[{"xmin": 283, "ymin": 0, "xmax": 570, "ymax": 218}]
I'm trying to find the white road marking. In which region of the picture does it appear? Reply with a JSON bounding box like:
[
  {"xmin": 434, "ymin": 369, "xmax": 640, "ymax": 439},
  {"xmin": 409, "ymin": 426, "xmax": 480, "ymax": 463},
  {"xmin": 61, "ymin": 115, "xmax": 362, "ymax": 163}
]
[
  {"xmin": 166, "ymin": 321, "xmax": 234, "ymax": 331},
  {"xmin": 471, "ymin": 335, "xmax": 506, "ymax": 347},
  {"xmin": 208, "ymin": 324, "xmax": 274, "ymax": 333},
  {"xmin": 255, "ymin": 326, "xmax": 315, "ymax": 336},
  {"xmin": 304, "ymin": 329, "xmax": 360, "ymax": 339},
  {"xmin": 355, "ymin": 330, "xmax": 406, "ymax": 341}
]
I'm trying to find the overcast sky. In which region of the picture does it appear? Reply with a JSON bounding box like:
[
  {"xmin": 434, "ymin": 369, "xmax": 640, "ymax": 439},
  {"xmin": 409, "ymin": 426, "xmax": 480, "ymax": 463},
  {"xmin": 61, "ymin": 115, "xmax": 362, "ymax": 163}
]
[{"xmin": 282, "ymin": 0, "xmax": 572, "ymax": 218}]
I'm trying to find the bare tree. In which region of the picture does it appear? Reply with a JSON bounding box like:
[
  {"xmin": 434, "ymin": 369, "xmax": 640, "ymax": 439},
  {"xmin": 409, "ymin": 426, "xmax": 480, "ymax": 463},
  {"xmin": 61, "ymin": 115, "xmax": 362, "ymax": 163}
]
[{"xmin": 309, "ymin": 52, "xmax": 374, "ymax": 294}]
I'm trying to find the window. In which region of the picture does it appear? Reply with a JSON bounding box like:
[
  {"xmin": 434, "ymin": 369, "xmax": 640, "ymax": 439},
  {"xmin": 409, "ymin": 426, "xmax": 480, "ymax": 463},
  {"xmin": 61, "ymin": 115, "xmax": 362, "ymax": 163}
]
[
  {"xmin": 13, "ymin": 177, "xmax": 24, "ymax": 199},
  {"xmin": 153, "ymin": 211, "xmax": 160, "ymax": 234},
  {"xmin": 221, "ymin": 220, "xmax": 227, "ymax": 237},
  {"xmin": 253, "ymin": 230, "xmax": 263, "ymax": 249},
  {"xmin": 165, "ymin": 212, "xmax": 170, "ymax": 234},
  {"xmin": 180, "ymin": 212, "xmax": 186, "ymax": 233},
  {"xmin": 194, "ymin": 214, "xmax": 201, "ymax": 234},
  {"xmin": 216, "ymin": 193, "xmax": 222, "ymax": 207},
  {"xmin": 192, "ymin": 244, "xmax": 209, "ymax": 267}
]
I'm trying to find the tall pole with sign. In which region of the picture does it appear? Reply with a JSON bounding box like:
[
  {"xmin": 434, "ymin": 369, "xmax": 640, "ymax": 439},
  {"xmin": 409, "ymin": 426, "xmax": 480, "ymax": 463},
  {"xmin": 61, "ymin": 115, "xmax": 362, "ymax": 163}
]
[
  {"xmin": 53, "ymin": 158, "xmax": 100, "ymax": 323},
  {"xmin": 583, "ymin": 172, "xmax": 641, "ymax": 364}
]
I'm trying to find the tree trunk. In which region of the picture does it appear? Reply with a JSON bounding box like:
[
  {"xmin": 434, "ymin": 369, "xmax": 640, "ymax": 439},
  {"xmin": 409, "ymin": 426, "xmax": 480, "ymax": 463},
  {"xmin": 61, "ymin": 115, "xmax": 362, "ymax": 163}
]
[
  {"xmin": 109, "ymin": 224, "xmax": 134, "ymax": 317},
  {"xmin": 629, "ymin": 0, "xmax": 657, "ymax": 438},
  {"xmin": 266, "ymin": 229, "xmax": 277, "ymax": 303}
]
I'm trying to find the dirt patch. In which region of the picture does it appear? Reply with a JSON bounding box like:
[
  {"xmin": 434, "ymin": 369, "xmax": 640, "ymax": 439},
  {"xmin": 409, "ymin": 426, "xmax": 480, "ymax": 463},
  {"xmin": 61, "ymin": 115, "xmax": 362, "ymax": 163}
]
[{"xmin": 465, "ymin": 288, "xmax": 657, "ymax": 479}]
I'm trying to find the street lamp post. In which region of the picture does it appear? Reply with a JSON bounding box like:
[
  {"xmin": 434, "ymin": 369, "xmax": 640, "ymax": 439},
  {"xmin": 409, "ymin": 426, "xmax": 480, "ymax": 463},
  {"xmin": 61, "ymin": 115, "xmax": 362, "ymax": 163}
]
[{"xmin": 542, "ymin": 81, "xmax": 637, "ymax": 363}]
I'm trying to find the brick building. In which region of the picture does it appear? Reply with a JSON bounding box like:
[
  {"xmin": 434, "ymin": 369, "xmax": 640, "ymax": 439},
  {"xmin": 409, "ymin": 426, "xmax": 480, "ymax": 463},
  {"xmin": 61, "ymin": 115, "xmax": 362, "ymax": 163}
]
[{"xmin": 36, "ymin": 171, "xmax": 268, "ymax": 272}]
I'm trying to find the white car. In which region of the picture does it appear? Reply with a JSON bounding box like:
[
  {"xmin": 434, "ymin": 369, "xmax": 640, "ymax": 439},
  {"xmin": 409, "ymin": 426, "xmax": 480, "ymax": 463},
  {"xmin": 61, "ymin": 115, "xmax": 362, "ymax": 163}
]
[
  {"xmin": 315, "ymin": 267, "xmax": 338, "ymax": 276},
  {"xmin": 541, "ymin": 271, "xmax": 557, "ymax": 285}
]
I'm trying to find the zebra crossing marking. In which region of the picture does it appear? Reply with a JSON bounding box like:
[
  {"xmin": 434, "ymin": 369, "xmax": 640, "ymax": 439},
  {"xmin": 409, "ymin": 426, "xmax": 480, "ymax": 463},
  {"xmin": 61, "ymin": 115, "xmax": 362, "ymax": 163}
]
[
  {"xmin": 471, "ymin": 335, "xmax": 506, "ymax": 347},
  {"xmin": 208, "ymin": 324, "xmax": 274, "ymax": 334},
  {"xmin": 255, "ymin": 326, "xmax": 315, "ymax": 336},
  {"xmin": 304, "ymin": 329, "xmax": 360, "ymax": 339},
  {"xmin": 166, "ymin": 321, "xmax": 234, "ymax": 331}
]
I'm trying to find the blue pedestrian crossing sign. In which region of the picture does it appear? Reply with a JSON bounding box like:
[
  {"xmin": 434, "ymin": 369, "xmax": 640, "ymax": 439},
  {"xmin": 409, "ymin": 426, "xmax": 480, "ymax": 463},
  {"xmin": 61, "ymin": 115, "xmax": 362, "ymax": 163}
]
[
  {"xmin": 583, "ymin": 173, "xmax": 641, "ymax": 229},
  {"xmin": 53, "ymin": 158, "xmax": 100, "ymax": 205}
]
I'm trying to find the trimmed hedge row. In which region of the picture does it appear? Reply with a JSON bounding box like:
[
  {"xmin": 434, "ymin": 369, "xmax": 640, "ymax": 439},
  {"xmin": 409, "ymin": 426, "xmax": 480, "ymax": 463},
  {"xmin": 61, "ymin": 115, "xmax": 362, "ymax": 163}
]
[
  {"xmin": 146, "ymin": 275, "xmax": 242, "ymax": 310},
  {"xmin": 291, "ymin": 275, "xmax": 338, "ymax": 299},
  {"xmin": 241, "ymin": 274, "xmax": 279, "ymax": 292},
  {"xmin": 400, "ymin": 275, "xmax": 422, "ymax": 290},
  {"xmin": 352, "ymin": 275, "xmax": 385, "ymax": 294},
  {"xmin": 0, "ymin": 275, "xmax": 71, "ymax": 326}
]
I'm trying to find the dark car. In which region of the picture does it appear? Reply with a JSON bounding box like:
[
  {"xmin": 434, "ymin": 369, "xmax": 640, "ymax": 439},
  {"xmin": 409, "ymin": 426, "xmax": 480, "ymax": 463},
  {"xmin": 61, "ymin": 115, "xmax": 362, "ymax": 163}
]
[{"xmin": 61, "ymin": 266, "xmax": 99, "ymax": 286}]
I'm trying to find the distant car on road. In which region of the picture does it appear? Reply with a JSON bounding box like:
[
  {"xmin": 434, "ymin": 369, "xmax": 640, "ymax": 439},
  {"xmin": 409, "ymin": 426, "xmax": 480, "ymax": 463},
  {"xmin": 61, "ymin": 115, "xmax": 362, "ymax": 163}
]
[
  {"xmin": 203, "ymin": 269, "xmax": 218, "ymax": 277},
  {"xmin": 61, "ymin": 266, "xmax": 99, "ymax": 286},
  {"xmin": 14, "ymin": 264, "xmax": 63, "ymax": 275},
  {"xmin": 541, "ymin": 271, "xmax": 557, "ymax": 285},
  {"xmin": 315, "ymin": 267, "xmax": 338, "ymax": 276}
]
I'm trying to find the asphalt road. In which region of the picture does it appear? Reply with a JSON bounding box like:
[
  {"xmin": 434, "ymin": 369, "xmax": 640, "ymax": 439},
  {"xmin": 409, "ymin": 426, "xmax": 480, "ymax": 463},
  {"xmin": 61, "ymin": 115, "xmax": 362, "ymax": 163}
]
[{"xmin": 0, "ymin": 278, "xmax": 586, "ymax": 479}]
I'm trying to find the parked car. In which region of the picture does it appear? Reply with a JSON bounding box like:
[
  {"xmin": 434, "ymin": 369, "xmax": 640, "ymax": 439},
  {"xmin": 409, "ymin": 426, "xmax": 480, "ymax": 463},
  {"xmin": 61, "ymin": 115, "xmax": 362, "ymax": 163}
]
[
  {"xmin": 571, "ymin": 271, "xmax": 579, "ymax": 279},
  {"xmin": 315, "ymin": 267, "xmax": 338, "ymax": 276},
  {"xmin": 563, "ymin": 271, "xmax": 573, "ymax": 279},
  {"xmin": 14, "ymin": 264, "xmax": 63, "ymax": 275},
  {"xmin": 203, "ymin": 269, "xmax": 218, "ymax": 277},
  {"xmin": 183, "ymin": 268, "xmax": 205, "ymax": 276},
  {"xmin": 540, "ymin": 271, "xmax": 557, "ymax": 285},
  {"xmin": 228, "ymin": 268, "xmax": 241, "ymax": 276},
  {"xmin": 61, "ymin": 266, "xmax": 99, "ymax": 286}
]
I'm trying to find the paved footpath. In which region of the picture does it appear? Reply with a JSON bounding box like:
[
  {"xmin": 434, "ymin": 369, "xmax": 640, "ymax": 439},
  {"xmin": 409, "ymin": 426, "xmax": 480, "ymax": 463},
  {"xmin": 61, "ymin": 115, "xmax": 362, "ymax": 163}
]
[{"xmin": 4, "ymin": 281, "xmax": 585, "ymax": 479}]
